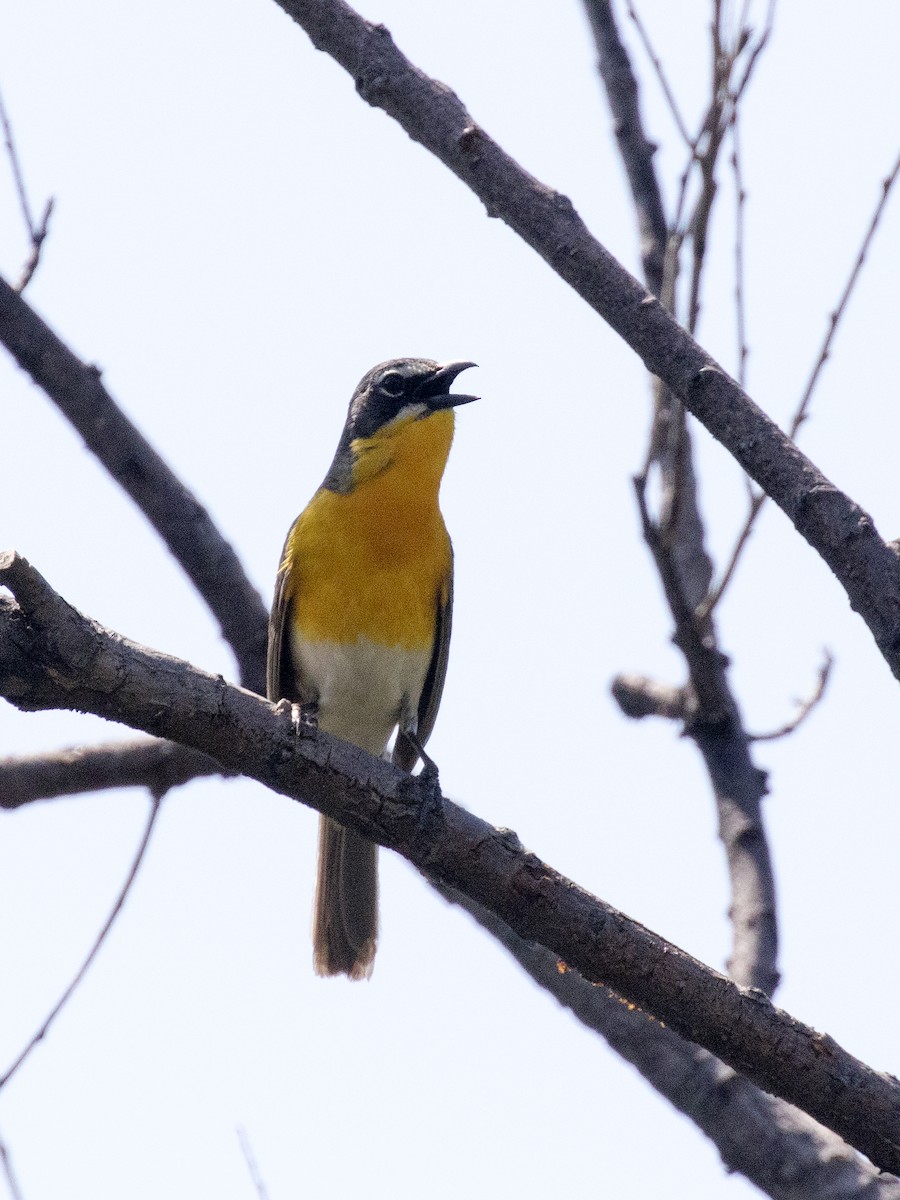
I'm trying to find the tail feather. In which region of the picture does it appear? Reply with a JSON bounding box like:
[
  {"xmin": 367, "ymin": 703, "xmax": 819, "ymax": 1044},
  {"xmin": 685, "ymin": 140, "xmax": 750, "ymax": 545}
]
[{"xmin": 313, "ymin": 816, "xmax": 378, "ymax": 980}]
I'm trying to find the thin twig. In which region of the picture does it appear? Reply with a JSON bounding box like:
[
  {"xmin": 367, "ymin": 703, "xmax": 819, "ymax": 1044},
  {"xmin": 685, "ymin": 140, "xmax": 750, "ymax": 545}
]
[
  {"xmin": 731, "ymin": 107, "xmax": 749, "ymax": 387},
  {"xmin": 0, "ymin": 85, "xmax": 53, "ymax": 292},
  {"xmin": 0, "ymin": 795, "xmax": 163, "ymax": 1091},
  {"xmin": 685, "ymin": 6, "xmax": 733, "ymax": 336},
  {"xmin": 712, "ymin": 0, "xmax": 724, "ymax": 82},
  {"xmin": 673, "ymin": 5, "xmax": 772, "ymax": 339},
  {"xmin": 667, "ymin": 161, "xmax": 695, "ymax": 277},
  {"xmin": 703, "ymin": 149, "xmax": 900, "ymax": 616},
  {"xmin": 750, "ymin": 652, "xmax": 833, "ymax": 742},
  {"xmin": 697, "ymin": 488, "xmax": 765, "ymax": 619},
  {"xmin": 624, "ymin": 1, "xmax": 692, "ymax": 147},
  {"xmin": 0, "ymin": 1134, "xmax": 24, "ymax": 1200},
  {"xmin": 731, "ymin": 0, "xmax": 776, "ymax": 103},
  {"xmin": 237, "ymin": 1127, "xmax": 270, "ymax": 1200},
  {"xmin": 14, "ymin": 199, "xmax": 53, "ymax": 293},
  {"xmin": 790, "ymin": 150, "xmax": 900, "ymax": 441},
  {"xmin": 0, "ymin": 87, "xmax": 37, "ymax": 235}
]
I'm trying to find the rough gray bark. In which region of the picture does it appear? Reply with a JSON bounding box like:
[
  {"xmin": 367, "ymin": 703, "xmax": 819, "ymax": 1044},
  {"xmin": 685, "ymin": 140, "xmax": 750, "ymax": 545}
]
[
  {"xmin": 442, "ymin": 886, "xmax": 900, "ymax": 1200},
  {"xmin": 3, "ymin": 550, "xmax": 900, "ymax": 1176},
  {"xmin": 0, "ymin": 740, "xmax": 226, "ymax": 807}
]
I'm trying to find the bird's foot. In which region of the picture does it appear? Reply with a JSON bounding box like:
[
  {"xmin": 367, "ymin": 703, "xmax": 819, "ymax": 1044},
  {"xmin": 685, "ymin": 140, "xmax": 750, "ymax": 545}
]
[
  {"xmin": 415, "ymin": 756, "xmax": 445, "ymax": 843},
  {"xmin": 297, "ymin": 700, "xmax": 319, "ymax": 732},
  {"xmin": 274, "ymin": 698, "xmax": 319, "ymax": 736}
]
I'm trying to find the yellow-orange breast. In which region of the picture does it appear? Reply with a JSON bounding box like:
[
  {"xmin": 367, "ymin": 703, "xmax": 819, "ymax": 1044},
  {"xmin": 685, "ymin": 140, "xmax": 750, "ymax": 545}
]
[
  {"xmin": 282, "ymin": 408, "xmax": 455, "ymax": 651},
  {"xmin": 279, "ymin": 408, "xmax": 455, "ymax": 754}
]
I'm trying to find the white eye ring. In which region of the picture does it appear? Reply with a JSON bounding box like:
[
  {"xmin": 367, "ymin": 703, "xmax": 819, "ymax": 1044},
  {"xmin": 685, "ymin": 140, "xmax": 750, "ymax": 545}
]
[{"xmin": 380, "ymin": 371, "xmax": 405, "ymax": 397}]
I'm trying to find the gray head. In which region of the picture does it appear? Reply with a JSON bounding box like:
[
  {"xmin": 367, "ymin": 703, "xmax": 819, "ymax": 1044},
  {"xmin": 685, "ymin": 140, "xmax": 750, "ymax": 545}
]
[{"xmin": 323, "ymin": 358, "xmax": 477, "ymax": 491}]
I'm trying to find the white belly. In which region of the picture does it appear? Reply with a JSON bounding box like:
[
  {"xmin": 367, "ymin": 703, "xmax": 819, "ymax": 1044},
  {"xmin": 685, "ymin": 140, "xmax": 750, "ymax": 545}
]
[{"xmin": 291, "ymin": 632, "xmax": 432, "ymax": 757}]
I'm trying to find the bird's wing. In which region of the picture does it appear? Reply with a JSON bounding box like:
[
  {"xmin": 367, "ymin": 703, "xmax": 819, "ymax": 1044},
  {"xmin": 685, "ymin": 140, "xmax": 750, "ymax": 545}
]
[
  {"xmin": 266, "ymin": 533, "xmax": 299, "ymax": 703},
  {"xmin": 393, "ymin": 562, "xmax": 453, "ymax": 772}
]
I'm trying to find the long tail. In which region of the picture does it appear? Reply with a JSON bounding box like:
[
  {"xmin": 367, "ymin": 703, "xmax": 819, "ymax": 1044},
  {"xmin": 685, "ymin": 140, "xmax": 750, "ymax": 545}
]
[{"xmin": 313, "ymin": 816, "xmax": 378, "ymax": 979}]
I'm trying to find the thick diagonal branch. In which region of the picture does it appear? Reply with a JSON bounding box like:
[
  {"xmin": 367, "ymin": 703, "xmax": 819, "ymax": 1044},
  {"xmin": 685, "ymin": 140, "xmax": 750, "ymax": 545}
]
[
  {"xmin": 2, "ymin": 550, "xmax": 900, "ymax": 1174},
  {"xmin": 444, "ymin": 887, "xmax": 900, "ymax": 1200},
  {"xmin": 269, "ymin": 0, "xmax": 900, "ymax": 681},
  {"xmin": 0, "ymin": 274, "xmax": 268, "ymax": 693}
]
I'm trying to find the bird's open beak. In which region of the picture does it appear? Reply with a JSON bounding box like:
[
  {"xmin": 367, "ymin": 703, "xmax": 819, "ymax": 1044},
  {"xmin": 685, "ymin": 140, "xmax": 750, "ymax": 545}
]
[{"xmin": 418, "ymin": 361, "xmax": 479, "ymax": 409}]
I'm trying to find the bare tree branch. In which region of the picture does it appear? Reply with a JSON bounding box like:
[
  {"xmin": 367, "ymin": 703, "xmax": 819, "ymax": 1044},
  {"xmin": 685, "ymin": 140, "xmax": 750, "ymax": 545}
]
[
  {"xmin": 680, "ymin": 7, "xmax": 767, "ymax": 340},
  {"xmin": 0, "ymin": 274, "xmax": 268, "ymax": 694},
  {"xmin": 0, "ymin": 789, "xmax": 162, "ymax": 1091},
  {"xmin": 622, "ymin": 2, "xmax": 692, "ymax": 147},
  {"xmin": 633, "ymin": 476, "xmax": 777, "ymax": 992},
  {"xmin": 731, "ymin": 1, "xmax": 776, "ymax": 105},
  {"xmin": 697, "ymin": 483, "xmax": 765, "ymax": 619},
  {"xmin": 0, "ymin": 1133, "xmax": 25, "ymax": 1200},
  {"xmin": 0, "ymin": 264, "xmax": 268, "ymax": 807},
  {"xmin": 0, "ymin": 10, "xmax": 895, "ymax": 1189},
  {"xmin": 265, "ymin": 0, "xmax": 900, "ymax": 687},
  {"xmin": 583, "ymin": 0, "xmax": 667, "ymax": 295},
  {"xmin": 730, "ymin": 105, "xmax": 750, "ymax": 387},
  {"xmin": 703, "ymin": 148, "xmax": 900, "ymax": 617},
  {"xmin": 3, "ymin": 551, "xmax": 900, "ymax": 1173},
  {"xmin": 0, "ymin": 739, "xmax": 228, "ymax": 808},
  {"xmin": 443, "ymin": 886, "xmax": 900, "ymax": 1200},
  {"xmin": 586, "ymin": 0, "xmax": 777, "ymax": 996},
  {"xmin": 0, "ymin": 84, "xmax": 53, "ymax": 293},
  {"xmin": 609, "ymin": 674, "xmax": 689, "ymax": 720},
  {"xmin": 749, "ymin": 652, "xmax": 833, "ymax": 743}
]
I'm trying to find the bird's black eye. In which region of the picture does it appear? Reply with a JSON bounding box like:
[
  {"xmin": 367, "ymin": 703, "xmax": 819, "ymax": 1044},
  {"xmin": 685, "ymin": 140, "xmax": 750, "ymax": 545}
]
[{"xmin": 379, "ymin": 370, "xmax": 405, "ymax": 397}]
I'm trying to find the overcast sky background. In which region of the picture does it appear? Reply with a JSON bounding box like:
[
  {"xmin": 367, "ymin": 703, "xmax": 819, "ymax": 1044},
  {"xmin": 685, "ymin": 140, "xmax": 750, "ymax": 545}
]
[{"xmin": 2, "ymin": 2, "xmax": 899, "ymax": 1197}]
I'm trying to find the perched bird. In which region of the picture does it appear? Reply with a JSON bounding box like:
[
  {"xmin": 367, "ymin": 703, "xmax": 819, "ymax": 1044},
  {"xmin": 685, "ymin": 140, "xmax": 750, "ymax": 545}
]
[{"xmin": 267, "ymin": 358, "xmax": 477, "ymax": 979}]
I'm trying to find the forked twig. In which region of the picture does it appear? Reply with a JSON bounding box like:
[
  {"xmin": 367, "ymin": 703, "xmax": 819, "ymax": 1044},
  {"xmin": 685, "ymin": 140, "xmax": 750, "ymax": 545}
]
[
  {"xmin": 664, "ymin": 4, "xmax": 775, "ymax": 341},
  {"xmin": 0, "ymin": 795, "xmax": 163, "ymax": 1091},
  {"xmin": 0, "ymin": 85, "xmax": 53, "ymax": 292},
  {"xmin": 683, "ymin": 0, "xmax": 768, "ymax": 338}
]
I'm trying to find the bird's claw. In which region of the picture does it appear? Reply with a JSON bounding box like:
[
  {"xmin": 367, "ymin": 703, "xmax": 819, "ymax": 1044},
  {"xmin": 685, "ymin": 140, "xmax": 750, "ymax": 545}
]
[
  {"xmin": 415, "ymin": 758, "xmax": 445, "ymax": 842},
  {"xmin": 274, "ymin": 698, "xmax": 319, "ymax": 736},
  {"xmin": 298, "ymin": 700, "xmax": 319, "ymax": 732}
]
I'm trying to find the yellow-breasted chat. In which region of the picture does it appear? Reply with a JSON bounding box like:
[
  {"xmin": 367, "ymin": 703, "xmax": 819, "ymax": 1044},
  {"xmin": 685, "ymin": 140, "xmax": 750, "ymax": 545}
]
[{"xmin": 267, "ymin": 358, "xmax": 477, "ymax": 979}]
